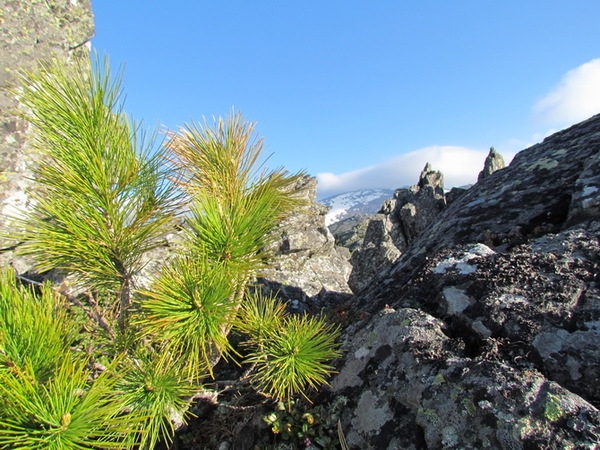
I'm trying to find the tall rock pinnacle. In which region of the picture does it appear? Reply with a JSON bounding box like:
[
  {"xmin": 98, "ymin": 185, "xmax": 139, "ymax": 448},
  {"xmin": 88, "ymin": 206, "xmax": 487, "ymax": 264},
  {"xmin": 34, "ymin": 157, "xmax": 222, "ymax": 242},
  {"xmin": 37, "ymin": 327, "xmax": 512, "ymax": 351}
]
[{"xmin": 478, "ymin": 146, "xmax": 506, "ymax": 181}]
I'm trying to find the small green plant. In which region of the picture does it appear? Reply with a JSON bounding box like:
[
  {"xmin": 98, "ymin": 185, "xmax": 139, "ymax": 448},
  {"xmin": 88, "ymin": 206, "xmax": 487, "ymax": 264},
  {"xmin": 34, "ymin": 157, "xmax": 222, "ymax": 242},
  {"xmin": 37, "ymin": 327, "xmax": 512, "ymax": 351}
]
[
  {"xmin": 166, "ymin": 114, "xmax": 307, "ymax": 277},
  {"xmin": 119, "ymin": 351, "xmax": 197, "ymax": 449},
  {"xmin": 137, "ymin": 255, "xmax": 239, "ymax": 379},
  {"xmin": 239, "ymin": 291, "xmax": 340, "ymax": 405},
  {"xmin": 262, "ymin": 400, "xmax": 341, "ymax": 448},
  {"xmin": 0, "ymin": 357, "xmax": 144, "ymax": 449},
  {"xmin": 9, "ymin": 55, "xmax": 179, "ymax": 335},
  {"xmin": 0, "ymin": 269, "xmax": 78, "ymax": 382},
  {"xmin": 236, "ymin": 290, "xmax": 288, "ymax": 342},
  {"xmin": 1, "ymin": 55, "xmax": 340, "ymax": 447},
  {"xmin": 0, "ymin": 269, "xmax": 146, "ymax": 448}
]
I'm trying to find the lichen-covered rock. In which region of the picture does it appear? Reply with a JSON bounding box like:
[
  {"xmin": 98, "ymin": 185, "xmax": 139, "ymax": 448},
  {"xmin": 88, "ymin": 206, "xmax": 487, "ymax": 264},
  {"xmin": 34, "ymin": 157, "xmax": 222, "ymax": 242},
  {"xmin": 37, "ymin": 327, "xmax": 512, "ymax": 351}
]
[
  {"xmin": 342, "ymin": 221, "xmax": 600, "ymax": 400},
  {"xmin": 322, "ymin": 117, "xmax": 600, "ymax": 449},
  {"xmin": 258, "ymin": 176, "xmax": 353, "ymax": 307},
  {"xmin": 434, "ymin": 226, "xmax": 599, "ymax": 406},
  {"xmin": 0, "ymin": 0, "xmax": 94, "ymax": 269},
  {"xmin": 328, "ymin": 308, "xmax": 600, "ymax": 449},
  {"xmin": 415, "ymin": 361, "xmax": 599, "ymax": 449}
]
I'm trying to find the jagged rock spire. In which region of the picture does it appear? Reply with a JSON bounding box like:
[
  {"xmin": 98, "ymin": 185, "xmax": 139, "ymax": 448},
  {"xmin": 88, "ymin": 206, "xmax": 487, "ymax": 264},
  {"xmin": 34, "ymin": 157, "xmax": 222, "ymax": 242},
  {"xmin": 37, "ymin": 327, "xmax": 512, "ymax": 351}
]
[
  {"xmin": 418, "ymin": 162, "xmax": 444, "ymax": 191},
  {"xmin": 478, "ymin": 146, "xmax": 506, "ymax": 181}
]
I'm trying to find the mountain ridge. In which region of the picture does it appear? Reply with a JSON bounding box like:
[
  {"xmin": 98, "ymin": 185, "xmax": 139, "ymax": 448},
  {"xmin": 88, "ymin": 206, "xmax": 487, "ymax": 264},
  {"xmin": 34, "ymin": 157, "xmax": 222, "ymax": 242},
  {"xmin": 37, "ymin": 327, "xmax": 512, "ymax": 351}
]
[{"xmin": 320, "ymin": 188, "xmax": 396, "ymax": 226}]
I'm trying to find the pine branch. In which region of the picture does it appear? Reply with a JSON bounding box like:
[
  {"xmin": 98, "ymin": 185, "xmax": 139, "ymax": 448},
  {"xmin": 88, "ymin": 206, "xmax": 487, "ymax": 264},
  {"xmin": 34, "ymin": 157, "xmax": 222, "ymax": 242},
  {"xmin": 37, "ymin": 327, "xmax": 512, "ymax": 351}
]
[{"xmin": 14, "ymin": 273, "xmax": 116, "ymax": 339}]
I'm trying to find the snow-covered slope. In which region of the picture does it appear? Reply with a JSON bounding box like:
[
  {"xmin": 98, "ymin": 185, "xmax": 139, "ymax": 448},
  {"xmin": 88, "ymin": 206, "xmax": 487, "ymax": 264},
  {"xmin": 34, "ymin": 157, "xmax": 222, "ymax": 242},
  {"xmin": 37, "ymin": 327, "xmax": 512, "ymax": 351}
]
[{"xmin": 320, "ymin": 189, "xmax": 395, "ymax": 226}]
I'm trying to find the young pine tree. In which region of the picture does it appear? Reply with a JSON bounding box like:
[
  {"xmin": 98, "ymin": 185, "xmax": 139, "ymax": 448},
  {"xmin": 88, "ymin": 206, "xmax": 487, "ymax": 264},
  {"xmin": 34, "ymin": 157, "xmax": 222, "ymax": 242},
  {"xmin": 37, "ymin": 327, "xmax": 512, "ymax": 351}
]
[
  {"xmin": 9, "ymin": 55, "xmax": 179, "ymax": 335},
  {"xmin": 138, "ymin": 114, "xmax": 313, "ymax": 378},
  {"xmin": 2, "ymin": 57, "xmax": 340, "ymax": 448}
]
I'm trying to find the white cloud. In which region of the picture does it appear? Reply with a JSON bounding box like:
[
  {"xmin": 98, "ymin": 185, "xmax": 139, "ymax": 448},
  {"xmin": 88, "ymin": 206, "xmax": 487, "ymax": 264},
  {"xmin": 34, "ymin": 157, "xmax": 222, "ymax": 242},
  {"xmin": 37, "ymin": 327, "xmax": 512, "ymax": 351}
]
[
  {"xmin": 316, "ymin": 145, "xmax": 491, "ymax": 198},
  {"xmin": 533, "ymin": 58, "xmax": 600, "ymax": 126}
]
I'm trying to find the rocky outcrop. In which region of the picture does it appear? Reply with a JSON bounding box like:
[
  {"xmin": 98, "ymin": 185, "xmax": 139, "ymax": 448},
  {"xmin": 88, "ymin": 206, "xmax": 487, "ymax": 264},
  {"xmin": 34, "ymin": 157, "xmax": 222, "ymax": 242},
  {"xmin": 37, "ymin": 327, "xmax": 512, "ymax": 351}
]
[
  {"xmin": 348, "ymin": 163, "xmax": 446, "ymax": 292},
  {"xmin": 257, "ymin": 176, "xmax": 353, "ymax": 308},
  {"xmin": 346, "ymin": 214, "xmax": 403, "ymax": 293},
  {"xmin": 478, "ymin": 146, "xmax": 506, "ymax": 181},
  {"xmin": 0, "ymin": 0, "xmax": 94, "ymax": 270},
  {"xmin": 394, "ymin": 163, "xmax": 446, "ymax": 243},
  {"xmin": 408, "ymin": 115, "xmax": 600, "ymax": 257},
  {"xmin": 325, "ymin": 114, "xmax": 600, "ymax": 449}
]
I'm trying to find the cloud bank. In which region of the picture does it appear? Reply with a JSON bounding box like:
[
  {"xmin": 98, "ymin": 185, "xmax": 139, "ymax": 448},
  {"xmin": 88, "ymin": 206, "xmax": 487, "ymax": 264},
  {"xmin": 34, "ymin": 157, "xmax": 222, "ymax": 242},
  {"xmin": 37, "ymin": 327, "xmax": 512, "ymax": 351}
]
[
  {"xmin": 533, "ymin": 58, "xmax": 600, "ymax": 126},
  {"xmin": 317, "ymin": 146, "xmax": 491, "ymax": 199},
  {"xmin": 317, "ymin": 59, "xmax": 600, "ymax": 199}
]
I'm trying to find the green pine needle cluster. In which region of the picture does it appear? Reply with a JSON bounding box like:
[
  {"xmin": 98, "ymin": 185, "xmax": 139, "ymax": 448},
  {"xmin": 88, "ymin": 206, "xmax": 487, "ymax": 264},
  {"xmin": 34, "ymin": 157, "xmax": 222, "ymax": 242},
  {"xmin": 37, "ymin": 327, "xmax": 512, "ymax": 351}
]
[
  {"xmin": 0, "ymin": 269, "xmax": 145, "ymax": 449},
  {"xmin": 0, "ymin": 55, "xmax": 341, "ymax": 448},
  {"xmin": 0, "ymin": 269, "xmax": 77, "ymax": 382},
  {"xmin": 168, "ymin": 115, "xmax": 307, "ymax": 276},
  {"xmin": 119, "ymin": 351, "xmax": 197, "ymax": 449},
  {"xmin": 240, "ymin": 292, "xmax": 341, "ymax": 404},
  {"xmin": 11, "ymin": 57, "xmax": 177, "ymax": 289},
  {"xmin": 138, "ymin": 255, "xmax": 238, "ymax": 379},
  {"xmin": 236, "ymin": 290, "xmax": 288, "ymax": 341}
]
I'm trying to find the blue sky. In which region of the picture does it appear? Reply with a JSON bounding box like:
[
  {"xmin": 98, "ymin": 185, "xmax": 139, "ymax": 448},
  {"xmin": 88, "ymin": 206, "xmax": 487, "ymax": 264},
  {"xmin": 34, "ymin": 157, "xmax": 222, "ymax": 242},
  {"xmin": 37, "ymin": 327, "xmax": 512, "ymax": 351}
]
[{"xmin": 91, "ymin": 1, "xmax": 600, "ymax": 198}]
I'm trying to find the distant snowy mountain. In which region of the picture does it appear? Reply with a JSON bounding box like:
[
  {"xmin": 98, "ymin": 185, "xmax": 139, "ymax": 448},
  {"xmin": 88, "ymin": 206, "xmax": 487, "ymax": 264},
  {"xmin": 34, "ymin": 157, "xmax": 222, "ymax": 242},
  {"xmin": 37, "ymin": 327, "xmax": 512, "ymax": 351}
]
[{"xmin": 320, "ymin": 189, "xmax": 395, "ymax": 226}]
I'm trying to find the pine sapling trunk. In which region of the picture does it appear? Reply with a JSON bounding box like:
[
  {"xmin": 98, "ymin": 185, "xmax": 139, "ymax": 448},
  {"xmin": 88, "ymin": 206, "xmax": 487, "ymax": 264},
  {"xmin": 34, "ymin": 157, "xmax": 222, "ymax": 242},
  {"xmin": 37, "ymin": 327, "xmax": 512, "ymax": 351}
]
[
  {"xmin": 117, "ymin": 270, "xmax": 132, "ymax": 333},
  {"xmin": 208, "ymin": 275, "xmax": 249, "ymax": 370}
]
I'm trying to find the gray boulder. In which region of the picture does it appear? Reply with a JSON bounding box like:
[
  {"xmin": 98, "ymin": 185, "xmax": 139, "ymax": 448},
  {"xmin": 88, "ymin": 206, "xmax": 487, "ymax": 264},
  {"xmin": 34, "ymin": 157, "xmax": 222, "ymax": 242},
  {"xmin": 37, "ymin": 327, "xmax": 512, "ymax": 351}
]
[
  {"xmin": 329, "ymin": 308, "xmax": 599, "ymax": 449},
  {"xmin": 324, "ymin": 114, "xmax": 600, "ymax": 449},
  {"xmin": 258, "ymin": 176, "xmax": 353, "ymax": 308}
]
